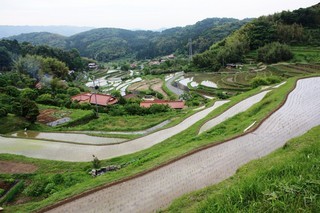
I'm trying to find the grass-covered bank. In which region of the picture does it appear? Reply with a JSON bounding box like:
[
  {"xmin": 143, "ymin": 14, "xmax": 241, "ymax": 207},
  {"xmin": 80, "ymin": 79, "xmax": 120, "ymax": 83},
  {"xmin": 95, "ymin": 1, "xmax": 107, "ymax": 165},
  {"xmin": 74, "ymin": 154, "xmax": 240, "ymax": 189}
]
[
  {"xmin": 0, "ymin": 76, "xmax": 317, "ymax": 212},
  {"xmin": 165, "ymin": 124, "xmax": 320, "ymax": 212}
]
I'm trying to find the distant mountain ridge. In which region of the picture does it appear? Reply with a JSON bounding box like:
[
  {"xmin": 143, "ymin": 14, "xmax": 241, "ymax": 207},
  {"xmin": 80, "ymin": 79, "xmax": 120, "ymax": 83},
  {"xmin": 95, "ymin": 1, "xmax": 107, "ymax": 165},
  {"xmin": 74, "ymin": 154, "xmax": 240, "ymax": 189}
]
[
  {"xmin": 0, "ymin": 25, "xmax": 94, "ymax": 38},
  {"xmin": 5, "ymin": 18, "xmax": 251, "ymax": 61}
]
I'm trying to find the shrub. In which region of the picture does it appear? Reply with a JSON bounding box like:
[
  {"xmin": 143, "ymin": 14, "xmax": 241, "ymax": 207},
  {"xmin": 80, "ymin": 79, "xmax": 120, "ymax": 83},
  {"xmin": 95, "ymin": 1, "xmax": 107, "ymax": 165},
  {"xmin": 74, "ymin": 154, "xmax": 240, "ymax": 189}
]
[
  {"xmin": 148, "ymin": 104, "xmax": 171, "ymax": 114},
  {"xmin": 36, "ymin": 94, "xmax": 55, "ymax": 105},
  {"xmin": 0, "ymin": 181, "xmax": 24, "ymax": 204},
  {"xmin": 67, "ymin": 87, "xmax": 81, "ymax": 96},
  {"xmin": 20, "ymin": 88, "xmax": 38, "ymax": 100},
  {"xmin": 257, "ymin": 42, "xmax": 293, "ymax": 63},
  {"xmin": 251, "ymin": 76, "xmax": 282, "ymax": 88},
  {"xmin": 0, "ymin": 107, "xmax": 8, "ymax": 117}
]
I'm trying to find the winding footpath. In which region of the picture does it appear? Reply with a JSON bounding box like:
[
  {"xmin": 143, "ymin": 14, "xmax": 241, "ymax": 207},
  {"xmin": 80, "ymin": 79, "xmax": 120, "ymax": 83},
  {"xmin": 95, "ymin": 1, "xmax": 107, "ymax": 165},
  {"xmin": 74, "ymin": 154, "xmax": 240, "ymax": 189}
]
[{"xmin": 45, "ymin": 77, "xmax": 320, "ymax": 212}]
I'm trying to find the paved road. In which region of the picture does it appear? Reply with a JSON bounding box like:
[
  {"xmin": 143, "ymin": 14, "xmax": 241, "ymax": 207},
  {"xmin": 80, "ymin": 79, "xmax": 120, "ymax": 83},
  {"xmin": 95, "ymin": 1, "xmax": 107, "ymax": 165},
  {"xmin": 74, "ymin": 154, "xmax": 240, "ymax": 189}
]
[
  {"xmin": 46, "ymin": 77, "xmax": 320, "ymax": 213},
  {"xmin": 165, "ymin": 72, "xmax": 185, "ymax": 96}
]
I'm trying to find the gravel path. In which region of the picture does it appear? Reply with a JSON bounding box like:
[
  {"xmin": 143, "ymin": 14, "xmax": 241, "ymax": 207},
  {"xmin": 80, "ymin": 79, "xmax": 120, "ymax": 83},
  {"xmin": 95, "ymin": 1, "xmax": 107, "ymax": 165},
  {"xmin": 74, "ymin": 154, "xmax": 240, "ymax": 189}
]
[
  {"xmin": 46, "ymin": 77, "xmax": 320, "ymax": 213},
  {"xmin": 0, "ymin": 101, "xmax": 229, "ymax": 161},
  {"xmin": 199, "ymin": 90, "xmax": 270, "ymax": 134}
]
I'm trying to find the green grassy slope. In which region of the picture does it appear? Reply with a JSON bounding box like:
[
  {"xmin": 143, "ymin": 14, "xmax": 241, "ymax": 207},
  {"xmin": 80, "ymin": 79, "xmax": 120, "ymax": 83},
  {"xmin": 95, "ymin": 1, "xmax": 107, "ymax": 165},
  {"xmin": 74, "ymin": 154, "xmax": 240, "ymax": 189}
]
[{"xmin": 165, "ymin": 124, "xmax": 320, "ymax": 212}]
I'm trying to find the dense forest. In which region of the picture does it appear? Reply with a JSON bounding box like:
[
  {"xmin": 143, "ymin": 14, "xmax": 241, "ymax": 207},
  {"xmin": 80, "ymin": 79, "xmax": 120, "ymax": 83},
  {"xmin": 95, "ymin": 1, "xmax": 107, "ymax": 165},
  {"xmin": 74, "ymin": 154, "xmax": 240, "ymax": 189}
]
[
  {"xmin": 7, "ymin": 18, "xmax": 250, "ymax": 61},
  {"xmin": 193, "ymin": 3, "xmax": 320, "ymax": 70}
]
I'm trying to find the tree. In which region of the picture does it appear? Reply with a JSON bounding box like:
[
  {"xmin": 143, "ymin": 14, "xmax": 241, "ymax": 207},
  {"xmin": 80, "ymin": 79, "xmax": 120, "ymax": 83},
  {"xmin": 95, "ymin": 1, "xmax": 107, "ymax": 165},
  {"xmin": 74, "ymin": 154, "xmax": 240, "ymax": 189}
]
[
  {"xmin": 0, "ymin": 47, "xmax": 12, "ymax": 71},
  {"xmin": 41, "ymin": 57, "xmax": 69, "ymax": 79},
  {"xmin": 20, "ymin": 88, "xmax": 38, "ymax": 100},
  {"xmin": 67, "ymin": 87, "xmax": 81, "ymax": 96},
  {"xmin": 257, "ymin": 42, "xmax": 293, "ymax": 63},
  {"xmin": 13, "ymin": 98, "xmax": 39, "ymax": 123}
]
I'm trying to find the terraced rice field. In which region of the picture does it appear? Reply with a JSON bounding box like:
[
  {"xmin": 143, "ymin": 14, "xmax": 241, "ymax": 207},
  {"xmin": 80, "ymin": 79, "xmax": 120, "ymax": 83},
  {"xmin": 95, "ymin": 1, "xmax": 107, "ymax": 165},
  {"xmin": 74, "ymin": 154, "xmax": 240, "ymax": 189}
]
[
  {"xmin": 45, "ymin": 77, "xmax": 320, "ymax": 213},
  {"xmin": 186, "ymin": 64, "xmax": 320, "ymax": 92}
]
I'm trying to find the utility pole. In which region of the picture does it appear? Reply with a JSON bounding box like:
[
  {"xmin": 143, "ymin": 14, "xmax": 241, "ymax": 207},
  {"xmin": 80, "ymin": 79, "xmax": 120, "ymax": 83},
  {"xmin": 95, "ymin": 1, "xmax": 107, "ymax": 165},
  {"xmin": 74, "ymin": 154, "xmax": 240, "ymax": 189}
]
[
  {"xmin": 188, "ymin": 38, "xmax": 193, "ymax": 62},
  {"xmin": 92, "ymin": 75, "xmax": 99, "ymax": 118}
]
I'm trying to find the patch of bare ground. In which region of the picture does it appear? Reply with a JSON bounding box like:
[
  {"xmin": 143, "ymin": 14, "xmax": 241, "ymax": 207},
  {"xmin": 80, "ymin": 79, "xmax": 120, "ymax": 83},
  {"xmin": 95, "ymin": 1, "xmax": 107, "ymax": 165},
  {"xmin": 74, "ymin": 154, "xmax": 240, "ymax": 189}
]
[
  {"xmin": 0, "ymin": 161, "xmax": 38, "ymax": 174},
  {"xmin": 150, "ymin": 81, "xmax": 168, "ymax": 99},
  {"xmin": 37, "ymin": 109, "xmax": 59, "ymax": 124}
]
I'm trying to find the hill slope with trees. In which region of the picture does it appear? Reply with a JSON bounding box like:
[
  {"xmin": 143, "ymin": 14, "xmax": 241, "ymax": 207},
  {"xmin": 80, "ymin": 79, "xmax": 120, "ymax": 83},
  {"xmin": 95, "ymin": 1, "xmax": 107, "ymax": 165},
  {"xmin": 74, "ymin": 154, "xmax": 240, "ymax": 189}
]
[
  {"xmin": 6, "ymin": 18, "xmax": 250, "ymax": 61},
  {"xmin": 192, "ymin": 3, "xmax": 320, "ymax": 70}
]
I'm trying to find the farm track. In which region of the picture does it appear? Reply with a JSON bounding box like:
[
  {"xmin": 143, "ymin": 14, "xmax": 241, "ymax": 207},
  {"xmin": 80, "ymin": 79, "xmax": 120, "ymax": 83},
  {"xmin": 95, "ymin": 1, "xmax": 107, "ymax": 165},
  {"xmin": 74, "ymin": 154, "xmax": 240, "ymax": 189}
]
[{"xmin": 43, "ymin": 77, "xmax": 320, "ymax": 213}]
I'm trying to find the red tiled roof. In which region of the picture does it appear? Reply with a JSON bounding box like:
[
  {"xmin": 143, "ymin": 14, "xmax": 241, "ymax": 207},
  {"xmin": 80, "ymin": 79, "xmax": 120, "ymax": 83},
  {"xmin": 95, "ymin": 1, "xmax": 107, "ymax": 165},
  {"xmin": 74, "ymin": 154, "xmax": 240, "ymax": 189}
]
[
  {"xmin": 72, "ymin": 93, "xmax": 118, "ymax": 106},
  {"xmin": 140, "ymin": 100, "xmax": 184, "ymax": 109}
]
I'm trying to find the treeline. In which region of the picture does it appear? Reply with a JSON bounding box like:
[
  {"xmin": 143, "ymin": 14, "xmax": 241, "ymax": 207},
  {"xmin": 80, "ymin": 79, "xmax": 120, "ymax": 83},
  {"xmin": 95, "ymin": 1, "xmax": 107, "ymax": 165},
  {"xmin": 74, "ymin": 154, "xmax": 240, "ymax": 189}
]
[
  {"xmin": 0, "ymin": 39, "xmax": 85, "ymax": 72},
  {"xmin": 193, "ymin": 3, "xmax": 320, "ymax": 70},
  {"xmin": 7, "ymin": 18, "xmax": 250, "ymax": 61}
]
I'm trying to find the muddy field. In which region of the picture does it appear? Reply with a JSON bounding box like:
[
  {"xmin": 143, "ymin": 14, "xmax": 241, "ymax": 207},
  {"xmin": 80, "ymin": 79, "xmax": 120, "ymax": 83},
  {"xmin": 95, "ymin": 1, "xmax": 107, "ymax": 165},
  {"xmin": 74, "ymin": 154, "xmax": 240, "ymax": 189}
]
[
  {"xmin": 128, "ymin": 78, "xmax": 168, "ymax": 98},
  {"xmin": 0, "ymin": 161, "xmax": 38, "ymax": 174}
]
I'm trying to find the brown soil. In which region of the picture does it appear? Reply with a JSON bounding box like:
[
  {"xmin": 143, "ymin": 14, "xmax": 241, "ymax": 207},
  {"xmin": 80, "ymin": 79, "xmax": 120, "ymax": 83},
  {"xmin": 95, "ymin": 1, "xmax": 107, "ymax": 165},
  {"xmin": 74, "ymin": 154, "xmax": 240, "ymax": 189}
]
[
  {"xmin": 37, "ymin": 109, "xmax": 59, "ymax": 124},
  {"xmin": 128, "ymin": 78, "xmax": 169, "ymax": 98},
  {"xmin": 150, "ymin": 82, "xmax": 168, "ymax": 99},
  {"xmin": 0, "ymin": 161, "xmax": 38, "ymax": 174}
]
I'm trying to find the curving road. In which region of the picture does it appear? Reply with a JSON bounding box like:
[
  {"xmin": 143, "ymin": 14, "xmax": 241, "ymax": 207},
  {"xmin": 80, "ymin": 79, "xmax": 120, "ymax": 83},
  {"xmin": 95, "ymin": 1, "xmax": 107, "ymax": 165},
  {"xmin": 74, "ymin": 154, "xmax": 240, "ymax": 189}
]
[
  {"xmin": 0, "ymin": 100, "xmax": 228, "ymax": 161},
  {"xmin": 165, "ymin": 72, "xmax": 185, "ymax": 96},
  {"xmin": 45, "ymin": 77, "xmax": 320, "ymax": 213}
]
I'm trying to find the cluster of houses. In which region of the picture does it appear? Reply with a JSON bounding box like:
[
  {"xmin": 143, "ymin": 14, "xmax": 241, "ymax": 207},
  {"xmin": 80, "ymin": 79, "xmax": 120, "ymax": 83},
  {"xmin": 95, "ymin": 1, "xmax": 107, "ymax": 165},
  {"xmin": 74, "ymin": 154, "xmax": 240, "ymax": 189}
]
[
  {"xmin": 71, "ymin": 92, "xmax": 185, "ymax": 109},
  {"xmin": 148, "ymin": 54, "xmax": 175, "ymax": 66}
]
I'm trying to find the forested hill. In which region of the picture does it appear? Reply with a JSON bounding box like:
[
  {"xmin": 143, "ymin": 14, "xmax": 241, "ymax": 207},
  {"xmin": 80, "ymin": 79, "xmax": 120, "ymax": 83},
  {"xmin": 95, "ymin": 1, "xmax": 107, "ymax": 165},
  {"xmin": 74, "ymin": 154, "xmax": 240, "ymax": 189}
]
[
  {"xmin": 8, "ymin": 32, "xmax": 67, "ymax": 49},
  {"xmin": 6, "ymin": 18, "xmax": 250, "ymax": 61},
  {"xmin": 193, "ymin": 3, "xmax": 320, "ymax": 70}
]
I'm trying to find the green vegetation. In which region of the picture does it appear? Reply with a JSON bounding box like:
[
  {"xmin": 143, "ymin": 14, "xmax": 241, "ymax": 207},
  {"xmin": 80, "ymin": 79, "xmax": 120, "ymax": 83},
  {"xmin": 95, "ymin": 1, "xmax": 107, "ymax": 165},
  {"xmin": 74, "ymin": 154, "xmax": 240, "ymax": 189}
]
[
  {"xmin": 0, "ymin": 114, "xmax": 29, "ymax": 134},
  {"xmin": 193, "ymin": 3, "xmax": 320, "ymax": 70},
  {"xmin": 59, "ymin": 112, "xmax": 175, "ymax": 131},
  {"xmin": 6, "ymin": 18, "xmax": 250, "ymax": 61},
  {"xmin": 0, "ymin": 181, "xmax": 24, "ymax": 205},
  {"xmin": 257, "ymin": 42, "xmax": 293, "ymax": 63},
  {"xmin": 1, "ymin": 75, "xmax": 307, "ymax": 212},
  {"xmin": 165, "ymin": 125, "xmax": 320, "ymax": 212}
]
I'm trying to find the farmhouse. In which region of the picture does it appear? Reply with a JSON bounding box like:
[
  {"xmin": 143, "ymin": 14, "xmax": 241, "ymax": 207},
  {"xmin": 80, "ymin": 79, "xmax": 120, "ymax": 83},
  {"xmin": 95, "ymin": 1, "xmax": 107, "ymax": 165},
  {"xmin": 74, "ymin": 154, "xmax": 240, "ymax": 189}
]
[
  {"xmin": 140, "ymin": 100, "xmax": 185, "ymax": 109},
  {"xmin": 72, "ymin": 93, "xmax": 118, "ymax": 106}
]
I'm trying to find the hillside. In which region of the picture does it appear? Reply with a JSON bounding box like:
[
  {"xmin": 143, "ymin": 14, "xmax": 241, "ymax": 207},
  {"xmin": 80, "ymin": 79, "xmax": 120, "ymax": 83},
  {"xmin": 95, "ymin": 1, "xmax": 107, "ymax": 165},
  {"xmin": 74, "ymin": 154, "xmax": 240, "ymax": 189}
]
[
  {"xmin": 6, "ymin": 18, "xmax": 250, "ymax": 61},
  {"xmin": 0, "ymin": 25, "xmax": 94, "ymax": 38},
  {"xmin": 8, "ymin": 32, "xmax": 67, "ymax": 49},
  {"xmin": 193, "ymin": 3, "xmax": 320, "ymax": 70}
]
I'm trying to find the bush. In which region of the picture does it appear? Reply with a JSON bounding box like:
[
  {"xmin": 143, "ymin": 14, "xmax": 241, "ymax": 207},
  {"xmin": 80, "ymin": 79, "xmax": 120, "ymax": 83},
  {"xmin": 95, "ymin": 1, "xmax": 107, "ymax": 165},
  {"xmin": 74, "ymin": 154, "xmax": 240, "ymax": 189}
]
[
  {"xmin": 257, "ymin": 42, "xmax": 293, "ymax": 63},
  {"xmin": 0, "ymin": 107, "xmax": 8, "ymax": 117},
  {"xmin": 67, "ymin": 87, "xmax": 81, "ymax": 96},
  {"xmin": 0, "ymin": 188, "xmax": 5, "ymax": 197},
  {"xmin": 251, "ymin": 76, "xmax": 282, "ymax": 88},
  {"xmin": 36, "ymin": 94, "xmax": 55, "ymax": 105},
  {"xmin": 0, "ymin": 181, "xmax": 24, "ymax": 204},
  {"xmin": 148, "ymin": 104, "xmax": 171, "ymax": 114},
  {"xmin": 20, "ymin": 88, "xmax": 38, "ymax": 100}
]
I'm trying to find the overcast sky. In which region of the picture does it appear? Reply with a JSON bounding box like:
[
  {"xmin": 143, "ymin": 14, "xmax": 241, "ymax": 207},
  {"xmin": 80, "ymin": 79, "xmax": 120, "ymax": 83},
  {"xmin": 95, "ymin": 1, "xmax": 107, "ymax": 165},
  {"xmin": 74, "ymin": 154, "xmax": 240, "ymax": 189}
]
[{"xmin": 0, "ymin": 0, "xmax": 318, "ymax": 30}]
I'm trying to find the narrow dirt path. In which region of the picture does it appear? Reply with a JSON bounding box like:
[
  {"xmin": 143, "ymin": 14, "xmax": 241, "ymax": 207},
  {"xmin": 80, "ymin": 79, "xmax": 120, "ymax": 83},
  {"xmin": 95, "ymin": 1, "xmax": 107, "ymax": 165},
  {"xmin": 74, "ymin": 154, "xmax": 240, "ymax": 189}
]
[{"xmin": 46, "ymin": 77, "xmax": 320, "ymax": 213}]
